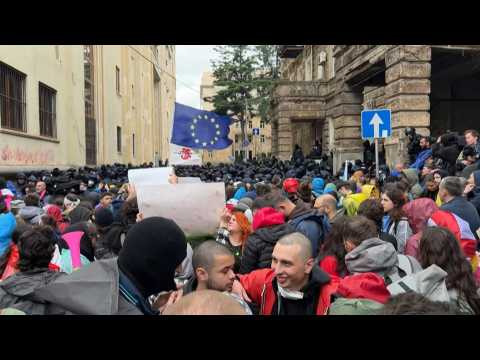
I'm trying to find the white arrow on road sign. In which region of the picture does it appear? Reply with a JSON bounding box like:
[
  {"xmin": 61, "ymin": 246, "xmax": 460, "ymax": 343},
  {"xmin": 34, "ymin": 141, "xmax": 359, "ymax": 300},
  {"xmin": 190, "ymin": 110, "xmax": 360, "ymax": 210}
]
[{"xmin": 369, "ymin": 113, "xmax": 384, "ymax": 138}]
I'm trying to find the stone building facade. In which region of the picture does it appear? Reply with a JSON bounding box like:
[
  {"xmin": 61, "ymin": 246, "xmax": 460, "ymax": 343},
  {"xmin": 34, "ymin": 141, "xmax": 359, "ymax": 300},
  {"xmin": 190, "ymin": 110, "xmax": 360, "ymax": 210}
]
[
  {"xmin": 0, "ymin": 45, "xmax": 175, "ymax": 174},
  {"xmin": 272, "ymin": 45, "xmax": 480, "ymax": 171}
]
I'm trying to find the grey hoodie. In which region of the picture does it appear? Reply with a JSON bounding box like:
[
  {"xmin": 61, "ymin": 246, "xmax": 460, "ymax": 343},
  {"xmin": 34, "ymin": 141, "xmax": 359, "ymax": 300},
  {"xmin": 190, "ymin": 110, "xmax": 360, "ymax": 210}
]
[
  {"xmin": 34, "ymin": 258, "xmax": 142, "ymax": 315},
  {"xmin": 345, "ymin": 238, "xmax": 398, "ymax": 276},
  {"xmin": 388, "ymin": 264, "xmax": 450, "ymax": 301},
  {"xmin": 18, "ymin": 206, "xmax": 45, "ymax": 225},
  {"xmin": 388, "ymin": 264, "xmax": 475, "ymax": 314},
  {"xmin": 0, "ymin": 269, "xmax": 65, "ymax": 315}
]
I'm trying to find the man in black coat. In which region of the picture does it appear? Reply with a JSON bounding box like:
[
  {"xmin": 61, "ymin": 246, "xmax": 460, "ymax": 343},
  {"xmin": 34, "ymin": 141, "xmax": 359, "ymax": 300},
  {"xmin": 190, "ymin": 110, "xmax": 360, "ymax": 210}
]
[{"xmin": 239, "ymin": 205, "xmax": 295, "ymax": 274}]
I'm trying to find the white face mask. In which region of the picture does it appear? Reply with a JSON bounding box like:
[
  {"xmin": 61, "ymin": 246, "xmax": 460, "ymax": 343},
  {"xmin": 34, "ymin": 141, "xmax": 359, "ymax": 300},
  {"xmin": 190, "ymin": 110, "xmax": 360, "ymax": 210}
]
[{"xmin": 277, "ymin": 284, "xmax": 304, "ymax": 300}]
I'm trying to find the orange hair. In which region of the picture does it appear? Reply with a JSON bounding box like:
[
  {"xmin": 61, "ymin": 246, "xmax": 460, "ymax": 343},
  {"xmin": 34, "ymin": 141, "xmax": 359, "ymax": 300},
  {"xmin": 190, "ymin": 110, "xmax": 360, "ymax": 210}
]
[{"xmin": 232, "ymin": 211, "xmax": 252, "ymax": 248}]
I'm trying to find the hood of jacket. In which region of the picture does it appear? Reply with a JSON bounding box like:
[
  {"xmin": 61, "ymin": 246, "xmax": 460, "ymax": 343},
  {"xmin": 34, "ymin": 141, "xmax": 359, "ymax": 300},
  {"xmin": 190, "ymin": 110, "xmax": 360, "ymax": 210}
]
[
  {"xmin": 312, "ymin": 178, "xmax": 325, "ymax": 197},
  {"xmin": 252, "ymin": 207, "xmax": 285, "ymax": 231},
  {"xmin": 403, "ymin": 198, "xmax": 438, "ymax": 233},
  {"xmin": 278, "ymin": 264, "xmax": 330, "ymax": 294},
  {"xmin": 387, "ymin": 264, "xmax": 450, "ymax": 303},
  {"xmin": 34, "ymin": 258, "xmax": 121, "ymax": 315},
  {"xmin": 253, "ymin": 222, "xmax": 295, "ymax": 245},
  {"xmin": 337, "ymin": 272, "xmax": 390, "ymax": 304},
  {"xmin": 401, "ymin": 169, "xmax": 419, "ymax": 187},
  {"xmin": 233, "ymin": 187, "xmax": 247, "ymax": 201},
  {"xmin": 324, "ymin": 183, "xmax": 337, "ymax": 194},
  {"xmin": 308, "ymin": 264, "xmax": 331, "ymax": 287},
  {"xmin": 361, "ymin": 185, "xmax": 375, "ymax": 197},
  {"xmin": 19, "ymin": 206, "xmax": 44, "ymax": 224},
  {"xmin": 345, "ymin": 238, "xmax": 398, "ymax": 275},
  {"xmin": 288, "ymin": 200, "xmax": 321, "ymax": 223},
  {"xmin": 0, "ymin": 269, "xmax": 64, "ymax": 302}
]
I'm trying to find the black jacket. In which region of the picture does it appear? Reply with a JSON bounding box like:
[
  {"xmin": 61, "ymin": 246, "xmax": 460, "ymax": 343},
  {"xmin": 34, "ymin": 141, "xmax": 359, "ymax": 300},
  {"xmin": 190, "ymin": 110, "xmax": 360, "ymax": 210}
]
[
  {"xmin": 95, "ymin": 222, "xmax": 127, "ymax": 260},
  {"xmin": 239, "ymin": 223, "xmax": 295, "ymax": 274},
  {"xmin": 79, "ymin": 190, "xmax": 100, "ymax": 207},
  {"xmin": 272, "ymin": 265, "xmax": 331, "ymax": 315},
  {"xmin": 379, "ymin": 232, "xmax": 398, "ymax": 251},
  {"xmin": 422, "ymin": 188, "xmax": 439, "ymax": 203}
]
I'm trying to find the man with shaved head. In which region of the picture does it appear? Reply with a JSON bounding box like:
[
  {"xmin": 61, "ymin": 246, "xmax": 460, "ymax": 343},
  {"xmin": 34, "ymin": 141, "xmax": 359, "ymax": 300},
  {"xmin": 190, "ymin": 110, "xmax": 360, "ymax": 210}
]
[
  {"xmin": 163, "ymin": 290, "xmax": 248, "ymax": 315},
  {"xmin": 314, "ymin": 194, "xmax": 341, "ymax": 226},
  {"xmin": 232, "ymin": 232, "xmax": 339, "ymax": 315},
  {"xmin": 177, "ymin": 241, "xmax": 252, "ymax": 314}
]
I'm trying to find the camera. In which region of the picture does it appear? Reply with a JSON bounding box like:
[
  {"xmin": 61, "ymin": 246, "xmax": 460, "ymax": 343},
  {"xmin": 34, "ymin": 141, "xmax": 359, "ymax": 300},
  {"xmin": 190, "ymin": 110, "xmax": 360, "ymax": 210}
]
[{"xmin": 405, "ymin": 127, "xmax": 422, "ymax": 163}]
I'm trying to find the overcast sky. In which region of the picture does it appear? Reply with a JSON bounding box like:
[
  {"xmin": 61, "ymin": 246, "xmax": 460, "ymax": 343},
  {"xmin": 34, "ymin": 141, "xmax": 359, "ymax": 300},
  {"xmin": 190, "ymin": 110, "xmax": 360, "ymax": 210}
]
[{"xmin": 175, "ymin": 45, "xmax": 219, "ymax": 109}]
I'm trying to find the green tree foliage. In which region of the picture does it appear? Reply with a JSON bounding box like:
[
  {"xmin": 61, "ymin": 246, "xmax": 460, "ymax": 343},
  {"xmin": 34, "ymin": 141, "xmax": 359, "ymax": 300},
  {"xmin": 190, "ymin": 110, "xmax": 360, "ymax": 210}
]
[{"xmin": 209, "ymin": 45, "xmax": 279, "ymax": 147}]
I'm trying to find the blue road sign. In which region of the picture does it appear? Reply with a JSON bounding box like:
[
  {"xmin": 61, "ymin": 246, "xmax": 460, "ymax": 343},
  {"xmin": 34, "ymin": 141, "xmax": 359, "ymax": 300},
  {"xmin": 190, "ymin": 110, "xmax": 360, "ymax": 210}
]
[
  {"xmin": 252, "ymin": 128, "xmax": 260, "ymax": 136},
  {"xmin": 361, "ymin": 109, "xmax": 391, "ymax": 139}
]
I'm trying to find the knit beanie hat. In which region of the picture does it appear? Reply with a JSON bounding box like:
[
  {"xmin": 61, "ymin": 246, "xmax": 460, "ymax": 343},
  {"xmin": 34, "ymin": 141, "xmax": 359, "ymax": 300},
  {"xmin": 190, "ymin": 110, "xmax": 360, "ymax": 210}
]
[
  {"xmin": 69, "ymin": 206, "xmax": 92, "ymax": 225},
  {"xmin": 118, "ymin": 217, "xmax": 187, "ymax": 297},
  {"xmin": 238, "ymin": 197, "xmax": 254, "ymax": 209},
  {"xmin": 283, "ymin": 178, "xmax": 299, "ymax": 194},
  {"xmin": 94, "ymin": 207, "xmax": 114, "ymax": 228}
]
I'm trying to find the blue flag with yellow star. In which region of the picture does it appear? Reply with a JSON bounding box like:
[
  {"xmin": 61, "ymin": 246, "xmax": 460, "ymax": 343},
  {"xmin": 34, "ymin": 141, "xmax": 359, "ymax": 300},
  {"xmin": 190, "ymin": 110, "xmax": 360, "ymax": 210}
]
[{"xmin": 171, "ymin": 103, "xmax": 233, "ymax": 150}]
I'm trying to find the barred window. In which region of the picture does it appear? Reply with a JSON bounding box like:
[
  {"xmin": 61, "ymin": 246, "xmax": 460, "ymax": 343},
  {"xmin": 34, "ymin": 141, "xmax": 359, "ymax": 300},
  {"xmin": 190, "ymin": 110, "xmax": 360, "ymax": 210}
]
[
  {"xmin": 260, "ymin": 121, "xmax": 265, "ymax": 129},
  {"xmin": 39, "ymin": 83, "xmax": 57, "ymax": 138},
  {"xmin": 261, "ymin": 135, "xmax": 265, "ymax": 143},
  {"xmin": 248, "ymin": 120, "xmax": 252, "ymax": 129},
  {"xmin": 117, "ymin": 126, "xmax": 122, "ymax": 153},
  {"xmin": 0, "ymin": 62, "xmax": 27, "ymax": 132},
  {"xmin": 132, "ymin": 133, "xmax": 135, "ymax": 157},
  {"xmin": 84, "ymin": 45, "xmax": 97, "ymax": 165},
  {"xmin": 116, "ymin": 66, "xmax": 121, "ymax": 94}
]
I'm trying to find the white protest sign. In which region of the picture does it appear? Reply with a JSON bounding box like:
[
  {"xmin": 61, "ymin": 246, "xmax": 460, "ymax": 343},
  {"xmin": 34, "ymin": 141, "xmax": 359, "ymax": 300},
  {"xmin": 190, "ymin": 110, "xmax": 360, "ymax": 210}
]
[
  {"xmin": 128, "ymin": 167, "xmax": 173, "ymax": 187},
  {"xmin": 136, "ymin": 183, "xmax": 225, "ymax": 237},
  {"xmin": 169, "ymin": 143, "xmax": 202, "ymax": 166},
  {"xmin": 178, "ymin": 177, "xmax": 202, "ymax": 184}
]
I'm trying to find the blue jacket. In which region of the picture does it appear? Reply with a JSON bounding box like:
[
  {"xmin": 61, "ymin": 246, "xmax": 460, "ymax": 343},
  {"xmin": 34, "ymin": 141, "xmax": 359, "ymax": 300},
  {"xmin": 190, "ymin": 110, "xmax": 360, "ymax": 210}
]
[
  {"xmin": 441, "ymin": 196, "xmax": 480, "ymax": 240},
  {"xmin": 0, "ymin": 212, "xmax": 16, "ymax": 257},
  {"xmin": 410, "ymin": 149, "xmax": 432, "ymax": 171},
  {"xmin": 287, "ymin": 201, "xmax": 325, "ymax": 256},
  {"xmin": 468, "ymin": 171, "xmax": 480, "ymax": 217},
  {"xmin": 233, "ymin": 187, "xmax": 247, "ymax": 201}
]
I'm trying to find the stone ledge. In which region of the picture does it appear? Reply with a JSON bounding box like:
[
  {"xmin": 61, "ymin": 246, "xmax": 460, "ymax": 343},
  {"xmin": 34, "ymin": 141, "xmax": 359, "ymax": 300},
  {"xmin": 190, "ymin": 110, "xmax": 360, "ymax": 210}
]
[
  {"xmin": 385, "ymin": 78, "xmax": 430, "ymax": 98},
  {"xmin": 385, "ymin": 45, "xmax": 431, "ymax": 68},
  {"xmin": 386, "ymin": 95, "xmax": 430, "ymax": 112},
  {"xmin": 0, "ymin": 129, "xmax": 60, "ymax": 144},
  {"xmin": 386, "ymin": 62, "xmax": 431, "ymax": 84}
]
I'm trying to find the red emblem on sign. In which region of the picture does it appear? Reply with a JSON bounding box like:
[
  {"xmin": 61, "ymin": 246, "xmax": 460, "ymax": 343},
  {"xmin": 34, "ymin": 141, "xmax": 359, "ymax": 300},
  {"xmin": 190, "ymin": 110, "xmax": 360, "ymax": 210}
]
[{"xmin": 180, "ymin": 147, "xmax": 192, "ymax": 160}]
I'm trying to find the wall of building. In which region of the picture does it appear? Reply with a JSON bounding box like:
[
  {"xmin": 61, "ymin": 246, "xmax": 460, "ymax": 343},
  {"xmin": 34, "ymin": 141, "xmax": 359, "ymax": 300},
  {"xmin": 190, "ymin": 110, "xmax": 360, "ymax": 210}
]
[
  {"xmin": 158, "ymin": 45, "xmax": 176, "ymax": 162},
  {"xmin": 0, "ymin": 45, "xmax": 85, "ymax": 173},
  {"xmin": 0, "ymin": 45, "xmax": 175, "ymax": 173},
  {"xmin": 273, "ymin": 45, "xmax": 438, "ymax": 170}
]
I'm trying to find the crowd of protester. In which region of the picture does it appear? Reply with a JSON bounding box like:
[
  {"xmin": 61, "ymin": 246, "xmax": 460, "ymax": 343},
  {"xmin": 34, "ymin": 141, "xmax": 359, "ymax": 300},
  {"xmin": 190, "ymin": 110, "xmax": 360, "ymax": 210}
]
[{"xmin": 1, "ymin": 130, "xmax": 480, "ymax": 315}]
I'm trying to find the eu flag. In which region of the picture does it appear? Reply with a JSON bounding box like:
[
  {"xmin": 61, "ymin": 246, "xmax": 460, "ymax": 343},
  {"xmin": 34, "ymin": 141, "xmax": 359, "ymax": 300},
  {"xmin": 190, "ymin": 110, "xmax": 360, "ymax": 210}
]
[{"xmin": 171, "ymin": 103, "xmax": 233, "ymax": 150}]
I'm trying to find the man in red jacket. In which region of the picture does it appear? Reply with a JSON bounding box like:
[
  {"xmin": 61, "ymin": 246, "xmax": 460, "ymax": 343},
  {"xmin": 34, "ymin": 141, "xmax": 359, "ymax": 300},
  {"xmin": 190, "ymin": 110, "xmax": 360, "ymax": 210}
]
[{"xmin": 233, "ymin": 232, "xmax": 339, "ymax": 315}]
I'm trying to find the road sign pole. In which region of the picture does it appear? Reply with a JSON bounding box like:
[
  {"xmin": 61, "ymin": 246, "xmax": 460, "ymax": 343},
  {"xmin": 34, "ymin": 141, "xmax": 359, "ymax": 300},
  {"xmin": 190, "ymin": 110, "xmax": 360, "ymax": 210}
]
[{"xmin": 375, "ymin": 138, "xmax": 379, "ymax": 179}]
